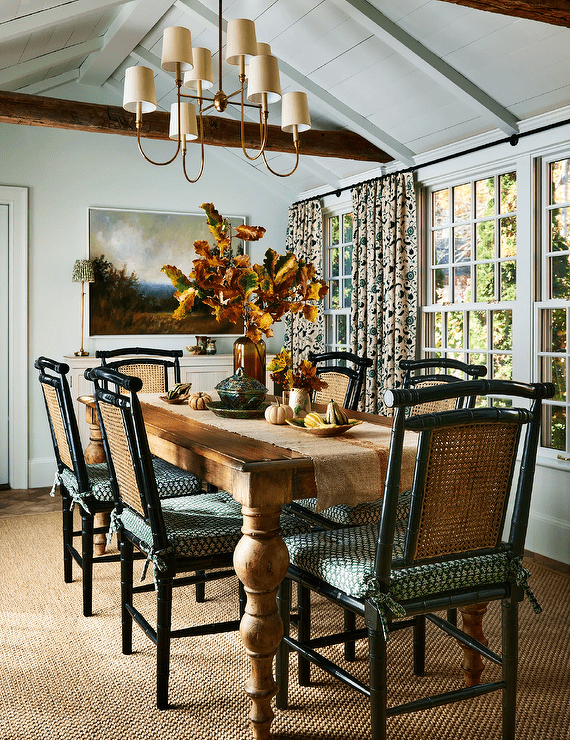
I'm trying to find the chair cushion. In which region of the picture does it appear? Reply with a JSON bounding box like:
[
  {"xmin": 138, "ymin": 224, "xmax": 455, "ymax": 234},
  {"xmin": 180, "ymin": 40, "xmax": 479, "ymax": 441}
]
[
  {"xmin": 117, "ymin": 490, "xmax": 314, "ymax": 564},
  {"xmin": 284, "ymin": 523, "xmax": 513, "ymax": 604},
  {"xmin": 293, "ymin": 490, "xmax": 411, "ymax": 526},
  {"xmin": 58, "ymin": 457, "xmax": 202, "ymax": 509}
]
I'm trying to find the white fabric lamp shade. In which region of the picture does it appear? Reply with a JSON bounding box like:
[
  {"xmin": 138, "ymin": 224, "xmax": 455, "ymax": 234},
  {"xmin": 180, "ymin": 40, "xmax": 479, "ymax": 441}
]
[
  {"xmin": 183, "ymin": 48, "xmax": 214, "ymax": 90},
  {"xmin": 226, "ymin": 19, "xmax": 257, "ymax": 65},
  {"xmin": 161, "ymin": 26, "xmax": 193, "ymax": 73},
  {"xmin": 123, "ymin": 66, "xmax": 157, "ymax": 113},
  {"xmin": 281, "ymin": 91, "xmax": 311, "ymax": 133},
  {"xmin": 247, "ymin": 54, "xmax": 281, "ymax": 105},
  {"xmin": 245, "ymin": 43, "xmax": 271, "ymax": 80},
  {"xmin": 169, "ymin": 102, "xmax": 198, "ymax": 141}
]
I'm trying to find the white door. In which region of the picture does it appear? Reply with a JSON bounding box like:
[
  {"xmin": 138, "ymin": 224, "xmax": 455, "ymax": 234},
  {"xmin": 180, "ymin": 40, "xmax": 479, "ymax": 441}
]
[{"xmin": 0, "ymin": 204, "xmax": 8, "ymax": 486}]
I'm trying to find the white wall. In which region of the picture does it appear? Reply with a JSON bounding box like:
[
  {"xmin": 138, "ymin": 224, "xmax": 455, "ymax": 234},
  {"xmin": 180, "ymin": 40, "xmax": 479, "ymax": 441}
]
[{"xmin": 0, "ymin": 120, "xmax": 290, "ymax": 488}]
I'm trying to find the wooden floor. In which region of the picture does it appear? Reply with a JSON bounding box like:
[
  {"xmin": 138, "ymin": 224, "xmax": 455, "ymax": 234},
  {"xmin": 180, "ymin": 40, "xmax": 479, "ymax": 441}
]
[{"xmin": 0, "ymin": 487, "xmax": 60, "ymax": 517}]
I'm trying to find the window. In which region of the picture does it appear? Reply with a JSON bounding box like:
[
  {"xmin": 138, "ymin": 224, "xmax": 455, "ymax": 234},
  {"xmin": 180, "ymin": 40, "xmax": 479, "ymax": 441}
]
[
  {"xmin": 423, "ymin": 171, "xmax": 517, "ymax": 395},
  {"xmin": 323, "ymin": 209, "xmax": 353, "ymax": 353},
  {"xmin": 536, "ymin": 157, "xmax": 570, "ymax": 452}
]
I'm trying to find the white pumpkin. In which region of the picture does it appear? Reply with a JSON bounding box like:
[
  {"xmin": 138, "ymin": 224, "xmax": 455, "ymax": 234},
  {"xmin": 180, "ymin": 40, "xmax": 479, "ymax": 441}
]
[
  {"xmin": 264, "ymin": 399, "xmax": 294, "ymax": 425},
  {"xmin": 188, "ymin": 391, "xmax": 212, "ymax": 410}
]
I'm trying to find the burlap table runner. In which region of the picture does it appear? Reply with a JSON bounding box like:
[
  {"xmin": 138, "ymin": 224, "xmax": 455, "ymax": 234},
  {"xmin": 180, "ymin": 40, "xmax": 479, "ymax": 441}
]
[{"xmin": 142, "ymin": 393, "xmax": 417, "ymax": 511}]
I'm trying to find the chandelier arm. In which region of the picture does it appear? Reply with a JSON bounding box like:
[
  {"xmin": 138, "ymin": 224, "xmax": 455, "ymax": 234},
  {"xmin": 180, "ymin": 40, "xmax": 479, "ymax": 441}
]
[
  {"xmin": 136, "ymin": 122, "xmax": 181, "ymax": 166},
  {"xmin": 239, "ymin": 89, "xmax": 267, "ymax": 161},
  {"xmin": 182, "ymin": 109, "xmax": 206, "ymax": 183},
  {"xmin": 261, "ymin": 142, "xmax": 301, "ymax": 178}
]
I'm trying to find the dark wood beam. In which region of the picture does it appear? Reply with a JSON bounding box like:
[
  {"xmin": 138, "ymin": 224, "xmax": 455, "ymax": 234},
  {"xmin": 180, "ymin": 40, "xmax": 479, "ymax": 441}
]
[
  {"xmin": 437, "ymin": 0, "xmax": 570, "ymax": 27},
  {"xmin": 0, "ymin": 90, "xmax": 392, "ymax": 164}
]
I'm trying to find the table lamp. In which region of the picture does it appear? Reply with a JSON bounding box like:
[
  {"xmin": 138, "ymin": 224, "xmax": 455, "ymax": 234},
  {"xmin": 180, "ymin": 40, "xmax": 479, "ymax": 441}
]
[{"xmin": 72, "ymin": 259, "xmax": 95, "ymax": 356}]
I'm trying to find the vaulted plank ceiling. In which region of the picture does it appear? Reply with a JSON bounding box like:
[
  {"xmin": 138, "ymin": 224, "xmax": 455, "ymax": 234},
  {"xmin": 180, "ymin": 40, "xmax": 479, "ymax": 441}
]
[{"xmin": 1, "ymin": 0, "xmax": 569, "ymax": 196}]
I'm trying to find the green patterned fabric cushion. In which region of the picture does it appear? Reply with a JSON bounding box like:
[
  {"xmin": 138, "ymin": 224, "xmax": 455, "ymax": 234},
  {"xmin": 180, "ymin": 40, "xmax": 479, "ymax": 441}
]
[
  {"xmin": 293, "ymin": 490, "xmax": 411, "ymax": 526},
  {"xmin": 284, "ymin": 523, "xmax": 514, "ymax": 603},
  {"xmin": 58, "ymin": 457, "xmax": 202, "ymax": 510},
  {"xmin": 116, "ymin": 490, "xmax": 313, "ymax": 567}
]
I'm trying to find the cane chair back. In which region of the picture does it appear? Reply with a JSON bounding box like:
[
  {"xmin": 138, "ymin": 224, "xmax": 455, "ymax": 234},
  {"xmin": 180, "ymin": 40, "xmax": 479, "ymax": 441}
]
[
  {"xmin": 400, "ymin": 357, "xmax": 487, "ymax": 416},
  {"xmin": 309, "ymin": 351, "xmax": 373, "ymax": 411},
  {"xmin": 277, "ymin": 379, "xmax": 554, "ymax": 739},
  {"xmin": 96, "ymin": 347, "xmax": 182, "ymax": 394}
]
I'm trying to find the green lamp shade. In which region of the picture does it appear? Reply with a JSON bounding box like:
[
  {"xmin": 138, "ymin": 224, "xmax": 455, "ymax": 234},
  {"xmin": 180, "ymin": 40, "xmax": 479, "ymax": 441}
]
[{"xmin": 72, "ymin": 259, "xmax": 95, "ymax": 283}]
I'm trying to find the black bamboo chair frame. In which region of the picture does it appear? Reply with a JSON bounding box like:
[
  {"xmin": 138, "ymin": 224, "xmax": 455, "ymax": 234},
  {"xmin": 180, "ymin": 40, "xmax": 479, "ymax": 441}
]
[
  {"xmin": 276, "ymin": 378, "xmax": 554, "ymax": 740},
  {"xmin": 308, "ymin": 350, "xmax": 373, "ymax": 412},
  {"xmin": 35, "ymin": 356, "xmax": 120, "ymax": 617},
  {"xmin": 88, "ymin": 365, "xmax": 244, "ymax": 710},
  {"xmin": 96, "ymin": 347, "xmax": 183, "ymax": 393}
]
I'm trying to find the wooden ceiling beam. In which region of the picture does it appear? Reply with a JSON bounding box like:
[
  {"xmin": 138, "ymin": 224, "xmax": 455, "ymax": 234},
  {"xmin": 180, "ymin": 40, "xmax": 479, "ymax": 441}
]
[
  {"xmin": 437, "ymin": 0, "xmax": 570, "ymax": 27},
  {"xmin": 0, "ymin": 90, "xmax": 392, "ymax": 163}
]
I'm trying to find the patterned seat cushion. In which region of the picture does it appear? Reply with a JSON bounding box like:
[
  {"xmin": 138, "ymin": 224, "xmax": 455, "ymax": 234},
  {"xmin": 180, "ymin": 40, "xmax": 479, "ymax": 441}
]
[
  {"xmin": 117, "ymin": 490, "xmax": 314, "ymax": 564},
  {"xmin": 292, "ymin": 490, "xmax": 411, "ymax": 526},
  {"xmin": 58, "ymin": 457, "xmax": 202, "ymax": 509},
  {"xmin": 284, "ymin": 523, "xmax": 514, "ymax": 604}
]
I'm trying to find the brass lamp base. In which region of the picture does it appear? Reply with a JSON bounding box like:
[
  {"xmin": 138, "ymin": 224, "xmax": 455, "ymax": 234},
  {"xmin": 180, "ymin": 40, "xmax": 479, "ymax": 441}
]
[{"xmin": 74, "ymin": 349, "xmax": 90, "ymax": 356}]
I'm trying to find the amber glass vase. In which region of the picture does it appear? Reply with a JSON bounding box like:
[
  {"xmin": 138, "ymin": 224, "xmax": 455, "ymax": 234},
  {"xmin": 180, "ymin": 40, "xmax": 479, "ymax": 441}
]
[{"xmin": 233, "ymin": 336, "xmax": 266, "ymax": 387}]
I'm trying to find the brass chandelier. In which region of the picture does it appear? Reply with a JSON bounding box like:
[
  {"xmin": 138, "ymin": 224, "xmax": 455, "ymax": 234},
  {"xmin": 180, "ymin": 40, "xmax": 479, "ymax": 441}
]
[{"xmin": 122, "ymin": 1, "xmax": 311, "ymax": 183}]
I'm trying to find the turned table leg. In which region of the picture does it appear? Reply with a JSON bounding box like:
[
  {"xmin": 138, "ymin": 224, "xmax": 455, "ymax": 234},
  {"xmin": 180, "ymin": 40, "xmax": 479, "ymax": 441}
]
[
  {"xmin": 81, "ymin": 398, "xmax": 108, "ymax": 557},
  {"xmin": 458, "ymin": 602, "xmax": 489, "ymax": 686},
  {"xmin": 233, "ymin": 504, "xmax": 290, "ymax": 740}
]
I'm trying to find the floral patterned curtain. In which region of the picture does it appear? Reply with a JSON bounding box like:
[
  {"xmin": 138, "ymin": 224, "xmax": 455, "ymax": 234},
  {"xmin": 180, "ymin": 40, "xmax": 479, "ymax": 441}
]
[
  {"xmin": 351, "ymin": 172, "xmax": 418, "ymax": 414},
  {"xmin": 283, "ymin": 199, "xmax": 324, "ymax": 365}
]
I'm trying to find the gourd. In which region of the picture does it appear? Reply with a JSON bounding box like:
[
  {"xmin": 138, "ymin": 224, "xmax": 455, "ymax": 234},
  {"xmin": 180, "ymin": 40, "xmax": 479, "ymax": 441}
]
[
  {"xmin": 166, "ymin": 382, "xmax": 192, "ymax": 400},
  {"xmin": 188, "ymin": 391, "xmax": 212, "ymax": 410},
  {"xmin": 264, "ymin": 399, "xmax": 294, "ymax": 425},
  {"xmin": 325, "ymin": 399, "xmax": 350, "ymax": 425}
]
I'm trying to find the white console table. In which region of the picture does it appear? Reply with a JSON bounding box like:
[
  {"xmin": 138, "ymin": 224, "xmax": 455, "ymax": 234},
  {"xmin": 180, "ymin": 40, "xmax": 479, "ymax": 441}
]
[{"xmin": 65, "ymin": 353, "xmax": 274, "ymax": 448}]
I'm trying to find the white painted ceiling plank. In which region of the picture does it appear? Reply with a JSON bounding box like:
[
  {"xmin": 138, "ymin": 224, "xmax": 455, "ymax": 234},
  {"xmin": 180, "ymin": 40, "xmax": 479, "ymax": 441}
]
[
  {"xmin": 330, "ymin": 0, "xmax": 519, "ymax": 135},
  {"xmin": 0, "ymin": 0, "xmax": 129, "ymax": 43},
  {"xmin": 0, "ymin": 38, "xmax": 103, "ymax": 85},
  {"xmin": 19, "ymin": 69, "xmax": 80, "ymax": 94},
  {"xmin": 78, "ymin": 0, "xmax": 176, "ymax": 86}
]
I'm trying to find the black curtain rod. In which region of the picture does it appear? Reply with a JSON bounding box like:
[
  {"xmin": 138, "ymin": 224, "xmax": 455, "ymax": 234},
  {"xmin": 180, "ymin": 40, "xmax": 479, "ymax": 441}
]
[{"xmin": 292, "ymin": 115, "xmax": 570, "ymax": 207}]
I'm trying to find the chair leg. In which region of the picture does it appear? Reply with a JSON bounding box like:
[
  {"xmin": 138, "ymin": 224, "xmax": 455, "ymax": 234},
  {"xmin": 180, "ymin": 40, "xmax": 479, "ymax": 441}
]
[
  {"xmin": 447, "ymin": 607, "xmax": 458, "ymax": 626},
  {"xmin": 120, "ymin": 535, "xmax": 133, "ymax": 656},
  {"xmin": 276, "ymin": 579, "xmax": 292, "ymax": 710},
  {"xmin": 413, "ymin": 614, "xmax": 426, "ymax": 676},
  {"xmin": 81, "ymin": 512, "xmax": 94, "ymax": 617},
  {"xmin": 297, "ymin": 583, "xmax": 311, "ymax": 686},
  {"xmin": 195, "ymin": 571, "xmax": 205, "ymax": 602},
  {"xmin": 368, "ymin": 621, "xmax": 388, "ymax": 740},
  {"xmin": 61, "ymin": 491, "xmax": 73, "ymax": 583},
  {"xmin": 344, "ymin": 608, "xmax": 356, "ymax": 661},
  {"xmin": 502, "ymin": 597, "xmax": 518, "ymax": 740},
  {"xmin": 156, "ymin": 575, "xmax": 173, "ymax": 710}
]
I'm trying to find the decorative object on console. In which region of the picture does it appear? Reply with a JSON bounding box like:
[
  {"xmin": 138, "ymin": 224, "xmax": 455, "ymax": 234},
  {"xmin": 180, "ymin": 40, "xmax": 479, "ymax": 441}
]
[
  {"xmin": 121, "ymin": 1, "xmax": 311, "ymax": 183},
  {"xmin": 162, "ymin": 203, "xmax": 328, "ymax": 386},
  {"xmin": 206, "ymin": 338, "xmax": 217, "ymax": 355},
  {"xmin": 185, "ymin": 345, "xmax": 202, "ymax": 356},
  {"xmin": 72, "ymin": 259, "xmax": 95, "ymax": 357}
]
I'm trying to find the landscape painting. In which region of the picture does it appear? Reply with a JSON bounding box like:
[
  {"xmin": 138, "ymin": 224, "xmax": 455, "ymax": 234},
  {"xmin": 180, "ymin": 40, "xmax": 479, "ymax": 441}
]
[{"xmin": 88, "ymin": 208, "xmax": 245, "ymax": 336}]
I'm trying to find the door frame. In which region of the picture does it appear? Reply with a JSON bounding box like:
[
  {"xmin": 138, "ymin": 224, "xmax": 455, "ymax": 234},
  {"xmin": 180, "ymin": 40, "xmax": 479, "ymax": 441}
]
[{"xmin": 0, "ymin": 186, "xmax": 28, "ymax": 489}]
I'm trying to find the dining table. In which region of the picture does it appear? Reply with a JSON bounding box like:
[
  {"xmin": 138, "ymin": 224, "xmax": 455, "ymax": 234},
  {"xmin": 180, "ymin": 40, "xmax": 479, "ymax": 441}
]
[{"xmin": 78, "ymin": 391, "xmax": 490, "ymax": 739}]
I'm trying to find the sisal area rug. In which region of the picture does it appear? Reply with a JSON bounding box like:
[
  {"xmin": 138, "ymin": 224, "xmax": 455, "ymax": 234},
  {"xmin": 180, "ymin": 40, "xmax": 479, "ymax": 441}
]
[{"xmin": 0, "ymin": 511, "xmax": 568, "ymax": 740}]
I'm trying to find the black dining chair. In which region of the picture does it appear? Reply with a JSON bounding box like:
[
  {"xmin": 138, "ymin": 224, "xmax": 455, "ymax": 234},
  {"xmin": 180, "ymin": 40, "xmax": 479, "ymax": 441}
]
[
  {"xmin": 36, "ymin": 356, "xmax": 206, "ymax": 617},
  {"xmin": 276, "ymin": 378, "xmax": 554, "ymax": 739},
  {"xmin": 96, "ymin": 347, "xmax": 183, "ymax": 393},
  {"xmin": 400, "ymin": 357, "xmax": 488, "ymax": 414},
  {"xmin": 87, "ymin": 364, "xmax": 314, "ymax": 709},
  {"xmin": 308, "ymin": 350, "xmax": 373, "ymax": 411}
]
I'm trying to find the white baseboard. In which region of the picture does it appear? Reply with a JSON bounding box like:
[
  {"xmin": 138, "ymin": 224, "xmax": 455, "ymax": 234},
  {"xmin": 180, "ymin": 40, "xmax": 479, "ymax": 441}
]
[
  {"xmin": 29, "ymin": 457, "xmax": 57, "ymax": 489},
  {"xmin": 526, "ymin": 511, "xmax": 570, "ymax": 566}
]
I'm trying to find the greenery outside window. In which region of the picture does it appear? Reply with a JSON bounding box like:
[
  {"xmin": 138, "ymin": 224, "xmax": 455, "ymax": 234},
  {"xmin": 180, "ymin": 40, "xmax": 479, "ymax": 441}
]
[
  {"xmin": 423, "ymin": 171, "xmax": 517, "ymax": 403},
  {"xmin": 536, "ymin": 157, "xmax": 570, "ymax": 453},
  {"xmin": 323, "ymin": 210, "xmax": 353, "ymax": 353}
]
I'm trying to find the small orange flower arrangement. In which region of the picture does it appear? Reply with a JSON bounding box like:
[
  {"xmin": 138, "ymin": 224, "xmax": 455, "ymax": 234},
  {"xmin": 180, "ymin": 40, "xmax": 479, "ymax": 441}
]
[{"xmin": 268, "ymin": 348, "xmax": 327, "ymax": 393}]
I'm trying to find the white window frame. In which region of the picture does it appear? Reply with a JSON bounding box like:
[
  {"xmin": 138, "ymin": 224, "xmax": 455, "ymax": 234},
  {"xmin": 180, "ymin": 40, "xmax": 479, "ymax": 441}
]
[{"xmin": 322, "ymin": 200, "xmax": 353, "ymax": 354}]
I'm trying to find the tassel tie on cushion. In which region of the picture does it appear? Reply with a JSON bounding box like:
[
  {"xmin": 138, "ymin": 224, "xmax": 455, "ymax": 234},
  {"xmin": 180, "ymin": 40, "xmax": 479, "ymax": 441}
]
[
  {"xmin": 107, "ymin": 510, "xmax": 169, "ymax": 588},
  {"xmin": 363, "ymin": 574, "xmax": 406, "ymax": 641},
  {"xmin": 50, "ymin": 470, "xmax": 92, "ymax": 513},
  {"xmin": 509, "ymin": 556, "xmax": 542, "ymax": 614}
]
